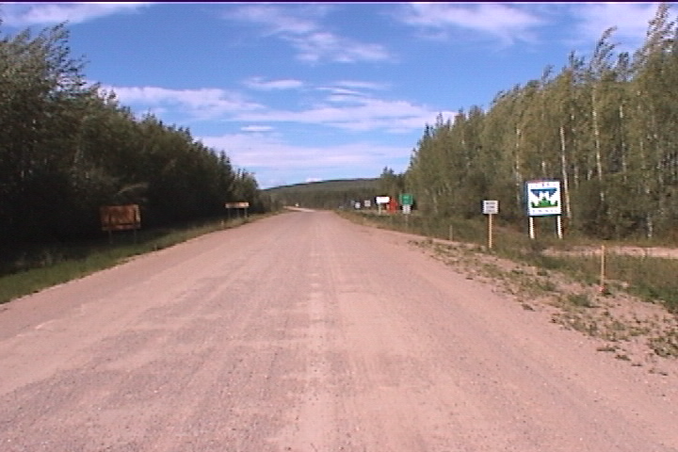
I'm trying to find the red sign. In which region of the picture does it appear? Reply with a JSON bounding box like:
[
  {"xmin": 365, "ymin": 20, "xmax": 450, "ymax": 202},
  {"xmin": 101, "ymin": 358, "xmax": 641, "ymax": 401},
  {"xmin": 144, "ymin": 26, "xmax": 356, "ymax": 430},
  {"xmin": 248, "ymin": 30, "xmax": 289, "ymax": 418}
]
[{"xmin": 387, "ymin": 199, "xmax": 399, "ymax": 213}]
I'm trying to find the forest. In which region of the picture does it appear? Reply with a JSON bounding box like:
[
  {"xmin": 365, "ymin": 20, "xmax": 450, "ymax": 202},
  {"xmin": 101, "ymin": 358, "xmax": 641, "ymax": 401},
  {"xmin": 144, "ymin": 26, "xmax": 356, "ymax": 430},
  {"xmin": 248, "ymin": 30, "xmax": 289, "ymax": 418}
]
[
  {"xmin": 393, "ymin": 3, "xmax": 678, "ymax": 241},
  {"xmin": 265, "ymin": 178, "xmax": 380, "ymax": 210},
  {"xmin": 0, "ymin": 22, "xmax": 270, "ymax": 247}
]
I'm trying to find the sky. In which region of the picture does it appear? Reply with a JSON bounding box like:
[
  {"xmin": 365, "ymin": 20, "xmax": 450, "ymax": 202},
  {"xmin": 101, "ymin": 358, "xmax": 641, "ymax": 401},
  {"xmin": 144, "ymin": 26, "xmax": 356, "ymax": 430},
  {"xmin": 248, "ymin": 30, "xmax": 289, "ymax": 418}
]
[{"xmin": 0, "ymin": 2, "xmax": 671, "ymax": 189}]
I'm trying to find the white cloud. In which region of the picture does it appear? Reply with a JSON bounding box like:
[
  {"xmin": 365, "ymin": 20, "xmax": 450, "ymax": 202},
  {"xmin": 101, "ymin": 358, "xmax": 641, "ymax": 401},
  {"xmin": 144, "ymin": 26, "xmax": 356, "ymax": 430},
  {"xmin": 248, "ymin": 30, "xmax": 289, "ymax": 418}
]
[
  {"xmin": 334, "ymin": 80, "xmax": 390, "ymax": 91},
  {"xmin": 398, "ymin": 3, "xmax": 544, "ymax": 46},
  {"xmin": 0, "ymin": 2, "xmax": 150, "ymax": 27},
  {"xmin": 101, "ymin": 81, "xmax": 452, "ymax": 135},
  {"xmin": 567, "ymin": 2, "xmax": 663, "ymax": 50},
  {"xmin": 290, "ymin": 31, "xmax": 391, "ymax": 63},
  {"xmin": 224, "ymin": 4, "xmax": 392, "ymax": 63},
  {"xmin": 99, "ymin": 85, "xmax": 264, "ymax": 120},
  {"xmin": 241, "ymin": 125, "xmax": 274, "ymax": 133},
  {"xmin": 234, "ymin": 96, "xmax": 454, "ymax": 134},
  {"xmin": 244, "ymin": 77, "xmax": 304, "ymax": 91},
  {"xmin": 225, "ymin": 4, "xmax": 322, "ymax": 36},
  {"xmin": 200, "ymin": 132, "xmax": 411, "ymax": 173}
]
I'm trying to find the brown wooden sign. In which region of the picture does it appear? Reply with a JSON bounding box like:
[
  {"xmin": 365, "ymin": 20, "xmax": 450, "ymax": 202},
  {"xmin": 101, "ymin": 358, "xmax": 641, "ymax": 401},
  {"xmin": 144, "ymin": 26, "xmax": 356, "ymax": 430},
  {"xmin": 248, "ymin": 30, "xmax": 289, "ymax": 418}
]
[
  {"xmin": 100, "ymin": 204, "xmax": 141, "ymax": 231},
  {"xmin": 224, "ymin": 202, "xmax": 250, "ymax": 209}
]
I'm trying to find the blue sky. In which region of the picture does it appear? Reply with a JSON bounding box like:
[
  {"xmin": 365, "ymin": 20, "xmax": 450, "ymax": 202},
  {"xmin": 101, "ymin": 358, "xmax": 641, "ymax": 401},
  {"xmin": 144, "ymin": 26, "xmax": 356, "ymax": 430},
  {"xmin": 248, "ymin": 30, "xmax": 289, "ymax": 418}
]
[{"xmin": 0, "ymin": 2, "xmax": 670, "ymax": 189}]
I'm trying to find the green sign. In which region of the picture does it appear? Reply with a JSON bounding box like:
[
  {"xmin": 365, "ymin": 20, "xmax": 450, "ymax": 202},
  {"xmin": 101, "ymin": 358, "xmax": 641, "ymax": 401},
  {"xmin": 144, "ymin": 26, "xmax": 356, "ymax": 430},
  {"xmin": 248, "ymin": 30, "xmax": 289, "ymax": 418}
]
[{"xmin": 399, "ymin": 193, "xmax": 413, "ymax": 206}]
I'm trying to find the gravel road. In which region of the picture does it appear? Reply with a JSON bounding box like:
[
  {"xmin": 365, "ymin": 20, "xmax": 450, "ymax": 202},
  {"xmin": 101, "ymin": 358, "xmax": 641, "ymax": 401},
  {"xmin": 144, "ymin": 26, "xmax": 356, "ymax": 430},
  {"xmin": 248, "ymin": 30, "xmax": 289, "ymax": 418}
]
[{"xmin": 1, "ymin": 210, "xmax": 677, "ymax": 451}]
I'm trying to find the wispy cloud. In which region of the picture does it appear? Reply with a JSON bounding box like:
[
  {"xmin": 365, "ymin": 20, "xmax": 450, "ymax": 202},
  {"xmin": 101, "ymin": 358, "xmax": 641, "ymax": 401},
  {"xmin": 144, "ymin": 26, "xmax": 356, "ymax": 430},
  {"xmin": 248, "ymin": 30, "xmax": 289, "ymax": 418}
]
[
  {"xmin": 200, "ymin": 132, "xmax": 411, "ymax": 187},
  {"xmin": 244, "ymin": 77, "xmax": 304, "ymax": 91},
  {"xmin": 99, "ymin": 81, "xmax": 451, "ymax": 135},
  {"xmin": 0, "ymin": 2, "xmax": 150, "ymax": 27},
  {"xmin": 290, "ymin": 31, "xmax": 391, "ymax": 63},
  {"xmin": 241, "ymin": 125, "xmax": 274, "ymax": 133},
  {"xmin": 334, "ymin": 80, "xmax": 390, "ymax": 91},
  {"xmin": 567, "ymin": 2, "xmax": 663, "ymax": 50},
  {"xmin": 233, "ymin": 96, "xmax": 453, "ymax": 134},
  {"xmin": 398, "ymin": 3, "xmax": 544, "ymax": 46},
  {"xmin": 224, "ymin": 4, "xmax": 392, "ymax": 63},
  {"xmin": 100, "ymin": 85, "xmax": 264, "ymax": 120}
]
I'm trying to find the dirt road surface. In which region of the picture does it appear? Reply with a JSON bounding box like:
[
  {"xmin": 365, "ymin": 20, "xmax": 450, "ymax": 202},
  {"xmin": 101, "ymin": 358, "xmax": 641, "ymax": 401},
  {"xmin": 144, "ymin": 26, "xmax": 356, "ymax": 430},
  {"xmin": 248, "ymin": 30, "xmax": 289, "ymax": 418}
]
[{"xmin": 1, "ymin": 210, "xmax": 677, "ymax": 451}]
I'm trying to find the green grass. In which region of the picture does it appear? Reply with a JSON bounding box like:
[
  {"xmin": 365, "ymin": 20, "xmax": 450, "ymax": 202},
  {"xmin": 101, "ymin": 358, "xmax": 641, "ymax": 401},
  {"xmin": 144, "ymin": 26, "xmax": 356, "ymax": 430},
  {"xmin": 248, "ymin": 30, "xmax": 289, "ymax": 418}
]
[
  {"xmin": 566, "ymin": 292, "xmax": 595, "ymax": 308},
  {"xmin": 0, "ymin": 213, "xmax": 274, "ymax": 305},
  {"xmin": 340, "ymin": 209, "xmax": 678, "ymax": 314},
  {"xmin": 520, "ymin": 253, "xmax": 678, "ymax": 313}
]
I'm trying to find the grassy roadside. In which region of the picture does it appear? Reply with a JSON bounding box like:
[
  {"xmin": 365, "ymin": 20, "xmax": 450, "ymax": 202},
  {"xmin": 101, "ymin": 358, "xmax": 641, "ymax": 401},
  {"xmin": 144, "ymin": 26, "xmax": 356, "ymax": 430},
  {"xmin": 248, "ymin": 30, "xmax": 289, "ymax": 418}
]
[
  {"xmin": 339, "ymin": 210, "xmax": 678, "ymax": 312},
  {"xmin": 339, "ymin": 209, "xmax": 678, "ymax": 364},
  {"xmin": 0, "ymin": 212, "xmax": 277, "ymax": 305}
]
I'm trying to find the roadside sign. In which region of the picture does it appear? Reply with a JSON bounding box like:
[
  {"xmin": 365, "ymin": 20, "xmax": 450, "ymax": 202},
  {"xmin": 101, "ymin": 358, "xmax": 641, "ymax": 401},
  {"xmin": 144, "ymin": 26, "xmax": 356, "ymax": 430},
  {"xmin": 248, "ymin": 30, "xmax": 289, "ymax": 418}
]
[
  {"xmin": 403, "ymin": 205, "xmax": 412, "ymax": 214},
  {"xmin": 399, "ymin": 193, "xmax": 413, "ymax": 206},
  {"xmin": 100, "ymin": 204, "xmax": 141, "ymax": 244},
  {"xmin": 526, "ymin": 180, "xmax": 561, "ymax": 216},
  {"xmin": 376, "ymin": 196, "xmax": 390, "ymax": 205},
  {"xmin": 483, "ymin": 200, "xmax": 499, "ymax": 215},
  {"xmin": 225, "ymin": 201, "xmax": 250, "ymax": 220},
  {"xmin": 525, "ymin": 180, "xmax": 563, "ymax": 240},
  {"xmin": 482, "ymin": 200, "xmax": 498, "ymax": 249},
  {"xmin": 100, "ymin": 204, "xmax": 141, "ymax": 232},
  {"xmin": 225, "ymin": 202, "xmax": 250, "ymax": 208}
]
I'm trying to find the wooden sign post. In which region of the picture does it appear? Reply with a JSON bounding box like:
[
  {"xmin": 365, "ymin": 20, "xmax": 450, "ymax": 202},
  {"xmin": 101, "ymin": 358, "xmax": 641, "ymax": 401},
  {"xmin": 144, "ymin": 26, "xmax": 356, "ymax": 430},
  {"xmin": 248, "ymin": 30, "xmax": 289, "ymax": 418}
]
[
  {"xmin": 100, "ymin": 204, "xmax": 141, "ymax": 244},
  {"xmin": 483, "ymin": 200, "xmax": 499, "ymax": 249}
]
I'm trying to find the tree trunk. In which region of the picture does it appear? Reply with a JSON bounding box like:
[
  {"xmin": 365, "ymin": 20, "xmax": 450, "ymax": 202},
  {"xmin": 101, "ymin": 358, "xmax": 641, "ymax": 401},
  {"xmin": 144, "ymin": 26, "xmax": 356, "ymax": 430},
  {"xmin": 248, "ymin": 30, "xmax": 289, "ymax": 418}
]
[{"xmin": 559, "ymin": 125, "xmax": 572, "ymax": 220}]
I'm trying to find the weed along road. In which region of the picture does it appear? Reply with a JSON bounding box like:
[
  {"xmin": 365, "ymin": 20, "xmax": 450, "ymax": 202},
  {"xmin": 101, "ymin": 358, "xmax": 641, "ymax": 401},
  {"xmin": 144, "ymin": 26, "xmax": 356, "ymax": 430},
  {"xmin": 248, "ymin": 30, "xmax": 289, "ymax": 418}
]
[{"xmin": 1, "ymin": 210, "xmax": 678, "ymax": 452}]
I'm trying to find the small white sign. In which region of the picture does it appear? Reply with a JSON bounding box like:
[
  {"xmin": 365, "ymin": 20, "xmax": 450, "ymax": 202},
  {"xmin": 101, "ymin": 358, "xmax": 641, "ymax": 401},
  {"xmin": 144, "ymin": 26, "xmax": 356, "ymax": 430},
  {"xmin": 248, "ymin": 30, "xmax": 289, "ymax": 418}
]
[
  {"xmin": 364, "ymin": 200, "xmax": 372, "ymax": 208},
  {"xmin": 375, "ymin": 196, "xmax": 390, "ymax": 205},
  {"xmin": 483, "ymin": 200, "xmax": 499, "ymax": 215},
  {"xmin": 403, "ymin": 205, "xmax": 412, "ymax": 214}
]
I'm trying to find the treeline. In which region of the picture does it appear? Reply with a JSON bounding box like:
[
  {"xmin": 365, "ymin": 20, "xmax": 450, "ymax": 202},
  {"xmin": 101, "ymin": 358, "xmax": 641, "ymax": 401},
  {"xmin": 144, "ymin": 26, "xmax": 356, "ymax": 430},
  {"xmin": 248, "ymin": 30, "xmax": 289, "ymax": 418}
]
[
  {"xmin": 0, "ymin": 23, "xmax": 269, "ymax": 245},
  {"xmin": 401, "ymin": 3, "xmax": 678, "ymax": 240},
  {"xmin": 265, "ymin": 179, "xmax": 380, "ymax": 210}
]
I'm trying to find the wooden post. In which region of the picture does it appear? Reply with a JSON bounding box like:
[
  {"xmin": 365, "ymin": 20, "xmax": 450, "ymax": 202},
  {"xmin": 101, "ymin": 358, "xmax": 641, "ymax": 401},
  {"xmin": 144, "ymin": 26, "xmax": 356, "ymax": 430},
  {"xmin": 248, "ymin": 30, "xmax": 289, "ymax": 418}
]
[
  {"xmin": 449, "ymin": 225, "xmax": 453, "ymax": 242},
  {"xmin": 556, "ymin": 215, "xmax": 563, "ymax": 239},
  {"xmin": 600, "ymin": 245, "xmax": 606, "ymax": 293},
  {"xmin": 488, "ymin": 213, "xmax": 494, "ymax": 249},
  {"xmin": 529, "ymin": 217, "xmax": 535, "ymax": 239}
]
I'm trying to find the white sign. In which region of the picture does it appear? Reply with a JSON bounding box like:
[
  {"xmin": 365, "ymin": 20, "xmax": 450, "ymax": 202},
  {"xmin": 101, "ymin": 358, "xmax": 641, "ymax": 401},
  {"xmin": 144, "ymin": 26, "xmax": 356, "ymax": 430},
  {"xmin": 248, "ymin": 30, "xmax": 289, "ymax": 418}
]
[
  {"xmin": 483, "ymin": 200, "xmax": 499, "ymax": 215},
  {"xmin": 375, "ymin": 196, "xmax": 390, "ymax": 205},
  {"xmin": 527, "ymin": 180, "xmax": 562, "ymax": 216},
  {"xmin": 403, "ymin": 205, "xmax": 411, "ymax": 214},
  {"xmin": 364, "ymin": 200, "xmax": 371, "ymax": 208}
]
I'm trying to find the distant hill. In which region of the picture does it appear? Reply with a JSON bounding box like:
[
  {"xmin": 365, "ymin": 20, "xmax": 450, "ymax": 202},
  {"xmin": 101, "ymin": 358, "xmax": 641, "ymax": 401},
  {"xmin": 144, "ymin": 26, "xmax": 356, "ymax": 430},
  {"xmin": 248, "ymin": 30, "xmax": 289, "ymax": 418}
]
[{"xmin": 264, "ymin": 178, "xmax": 380, "ymax": 209}]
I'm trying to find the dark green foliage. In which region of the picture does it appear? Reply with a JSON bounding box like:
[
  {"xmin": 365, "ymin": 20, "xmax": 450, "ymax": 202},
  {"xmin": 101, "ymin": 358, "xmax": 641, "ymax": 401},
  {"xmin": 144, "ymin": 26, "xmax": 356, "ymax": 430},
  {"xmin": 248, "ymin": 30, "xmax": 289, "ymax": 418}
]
[
  {"xmin": 265, "ymin": 178, "xmax": 380, "ymax": 210},
  {"xmin": 0, "ymin": 21, "xmax": 268, "ymax": 248}
]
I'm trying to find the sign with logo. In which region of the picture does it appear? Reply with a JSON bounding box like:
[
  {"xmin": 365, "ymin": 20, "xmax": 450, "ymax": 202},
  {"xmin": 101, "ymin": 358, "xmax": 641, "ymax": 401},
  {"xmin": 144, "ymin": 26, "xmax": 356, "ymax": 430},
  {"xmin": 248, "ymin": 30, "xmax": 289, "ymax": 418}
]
[
  {"xmin": 526, "ymin": 180, "xmax": 561, "ymax": 216},
  {"xmin": 375, "ymin": 196, "xmax": 390, "ymax": 205},
  {"xmin": 483, "ymin": 200, "xmax": 499, "ymax": 215}
]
